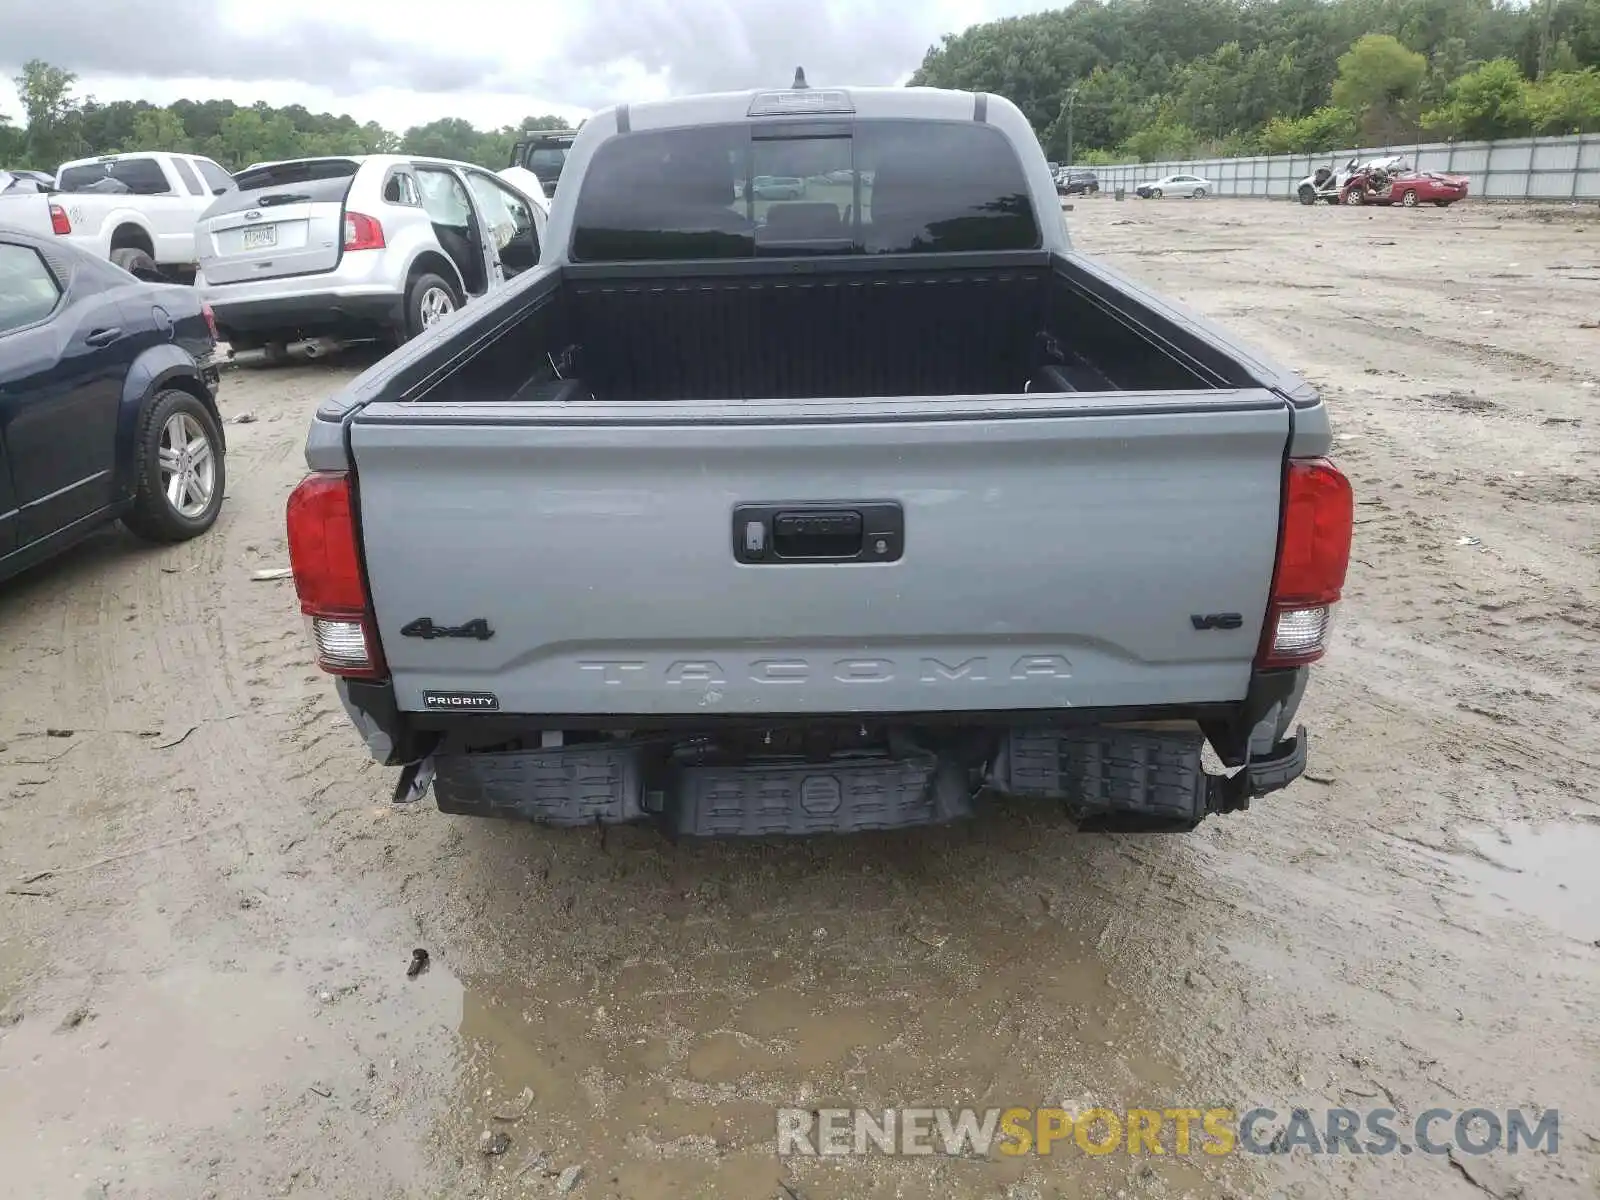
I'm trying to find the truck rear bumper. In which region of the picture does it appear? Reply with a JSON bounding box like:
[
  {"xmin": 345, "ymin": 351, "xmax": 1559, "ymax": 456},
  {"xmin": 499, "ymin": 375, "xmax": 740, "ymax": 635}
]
[
  {"xmin": 417, "ymin": 723, "xmax": 1307, "ymax": 836},
  {"xmin": 335, "ymin": 667, "xmax": 1310, "ymax": 836}
]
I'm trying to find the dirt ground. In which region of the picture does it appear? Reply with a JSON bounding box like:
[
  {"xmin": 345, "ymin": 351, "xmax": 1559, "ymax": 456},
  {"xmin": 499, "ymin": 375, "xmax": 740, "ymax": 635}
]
[{"xmin": 1, "ymin": 198, "xmax": 1597, "ymax": 1200}]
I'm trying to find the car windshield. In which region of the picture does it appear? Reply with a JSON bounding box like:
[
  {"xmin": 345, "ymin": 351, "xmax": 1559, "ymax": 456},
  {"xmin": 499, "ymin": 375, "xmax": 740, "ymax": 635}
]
[{"xmin": 571, "ymin": 118, "xmax": 1039, "ymax": 261}]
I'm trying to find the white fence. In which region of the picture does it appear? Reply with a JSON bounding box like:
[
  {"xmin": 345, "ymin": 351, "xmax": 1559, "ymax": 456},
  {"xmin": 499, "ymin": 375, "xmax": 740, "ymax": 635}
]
[{"xmin": 1083, "ymin": 133, "xmax": 1600, "ymax": 201}]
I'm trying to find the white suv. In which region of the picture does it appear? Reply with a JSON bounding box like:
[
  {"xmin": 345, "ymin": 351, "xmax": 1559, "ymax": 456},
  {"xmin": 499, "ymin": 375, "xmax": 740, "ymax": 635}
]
[{"xmin": 194, "ymin": 155, "xmax": 546, "ymax": 352}]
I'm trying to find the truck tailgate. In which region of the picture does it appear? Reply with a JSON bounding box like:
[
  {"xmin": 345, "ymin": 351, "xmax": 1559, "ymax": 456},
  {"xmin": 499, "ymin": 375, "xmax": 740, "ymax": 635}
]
[{"xmin": 348, "ymin": 392, "xmax": 1291, "ymax": 716}]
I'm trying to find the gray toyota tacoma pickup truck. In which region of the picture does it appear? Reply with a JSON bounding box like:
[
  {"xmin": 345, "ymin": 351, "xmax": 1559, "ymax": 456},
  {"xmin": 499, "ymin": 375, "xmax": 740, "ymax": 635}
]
[{"xmin": 286, "ymin": 80, "xmax": 1354, "ymax": 836}]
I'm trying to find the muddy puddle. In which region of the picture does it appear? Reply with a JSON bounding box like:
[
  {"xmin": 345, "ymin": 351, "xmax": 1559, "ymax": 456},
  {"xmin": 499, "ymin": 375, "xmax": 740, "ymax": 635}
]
[
  {"xmin": 1445, "ymin": 820, "xmax": 1600, "ymax": 944},
  {"xmin": 427, "ymin": 821, "xmax": 1257, "ymax": 1199}
]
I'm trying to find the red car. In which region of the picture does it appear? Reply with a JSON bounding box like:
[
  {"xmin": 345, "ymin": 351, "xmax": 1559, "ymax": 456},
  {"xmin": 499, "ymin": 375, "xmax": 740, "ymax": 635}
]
[{"xmin": 1342, "ymin": 162, "xmax": 1470, "ymax": 208}]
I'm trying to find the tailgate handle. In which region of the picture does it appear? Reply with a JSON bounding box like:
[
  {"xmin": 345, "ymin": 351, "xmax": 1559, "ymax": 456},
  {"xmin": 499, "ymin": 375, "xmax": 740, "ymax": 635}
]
[
  {"xmin": 733, "ymin": 502, "xmax": 904, "ymax": 565},
  {"xmin": 773, "ymin": 510, "xmax": 862, "ymax": 558}
]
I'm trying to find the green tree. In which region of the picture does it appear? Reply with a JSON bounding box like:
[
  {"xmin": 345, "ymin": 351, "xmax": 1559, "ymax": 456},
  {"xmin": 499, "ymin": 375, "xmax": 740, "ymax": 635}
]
[
  {"xmin": 907, "ymin": 0, "xmax": 1600, "ymax": 159},
  {"xmin": 1331, "ymin": 34, "xmax": 1429, "ymax": 139},
  {"xmin": 14, "ymin": 59, "xmax": 85, "ymax": 167},
  {"xmin": 128, "ymin": 107, "xmax": 190, "ymax": 152},
  {"xmin": 1422, "ymin": 58, "xmax": 1532, "ymax": 137},
  {"xmin": 358, "ymin": 122, "xmax": 400, "ymax": 154},
  {"xmin": 1522, "ymin": 65, "xmax": 1600, "ymax": 130},
  {"xmin": 399, "ymin": 117, "xmax": 485, "ymax": 162},
  {"xmin": 1259, "ymin": 105, "xmax": 1359, "ymax": 152},
  {"xmin": 0, "ymin": 110, "xmax": 23, "ymax": 163},
  {"xmin": 1123, "ymin": 115, "xmax": 1202, "ymax": 160}
]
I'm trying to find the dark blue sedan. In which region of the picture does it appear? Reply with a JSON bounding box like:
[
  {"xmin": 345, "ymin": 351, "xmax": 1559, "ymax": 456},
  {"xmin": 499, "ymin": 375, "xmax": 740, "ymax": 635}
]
[{"xmin": 0, "ymin": 227, "xmax": 225, "ymax": 583}]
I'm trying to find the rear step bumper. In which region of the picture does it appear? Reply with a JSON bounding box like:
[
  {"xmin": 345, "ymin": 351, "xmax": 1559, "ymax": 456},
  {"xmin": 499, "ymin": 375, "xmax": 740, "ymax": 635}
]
[{"xmin": 421, "ymin": 726, "xmax": 1308, "ymax": 836}]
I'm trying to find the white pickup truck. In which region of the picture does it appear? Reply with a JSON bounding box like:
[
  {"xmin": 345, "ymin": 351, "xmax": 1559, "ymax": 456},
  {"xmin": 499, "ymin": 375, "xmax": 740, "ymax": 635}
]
[{"xmin": 49, "ymin": 152, "xmax": 238, "ymax": 281}]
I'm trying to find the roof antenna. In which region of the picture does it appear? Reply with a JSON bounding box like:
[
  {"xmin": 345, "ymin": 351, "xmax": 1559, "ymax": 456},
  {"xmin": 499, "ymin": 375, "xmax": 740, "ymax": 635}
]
[{"xmin": 791, "ymin": 66, "xmax": 810, "ymax": 90}]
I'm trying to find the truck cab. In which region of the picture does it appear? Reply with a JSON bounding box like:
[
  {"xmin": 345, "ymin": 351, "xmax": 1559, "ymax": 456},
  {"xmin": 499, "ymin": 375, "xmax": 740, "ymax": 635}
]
[{"xmin": 507, "ymin": 130, "xmax": 577, "ymax": 195}]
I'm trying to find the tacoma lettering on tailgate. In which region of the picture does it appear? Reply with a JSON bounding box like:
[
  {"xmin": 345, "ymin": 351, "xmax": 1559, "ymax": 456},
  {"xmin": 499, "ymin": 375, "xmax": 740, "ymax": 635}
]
[{"xmin": 574, "ymin": 655, "xmax": 1073, "ymax": 686}]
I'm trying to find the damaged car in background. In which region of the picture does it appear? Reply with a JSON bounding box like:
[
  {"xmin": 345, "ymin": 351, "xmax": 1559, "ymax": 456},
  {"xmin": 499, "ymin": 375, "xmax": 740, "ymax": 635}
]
[
  {"xmin": 286, "ymin": 77, "xmax": 1354, "ymax": 838},
  {"xmin": 1297, "ymin": 154, "xmax": 1470, "ymax": 207}
]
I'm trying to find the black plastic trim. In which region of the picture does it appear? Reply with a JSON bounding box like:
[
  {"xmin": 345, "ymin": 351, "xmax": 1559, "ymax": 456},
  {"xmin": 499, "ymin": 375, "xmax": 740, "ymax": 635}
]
[
  {"xmin": 404, "ymin": 701, "xmax": 1241, "ymax": 736},
  {"xmin": 337, "ymin": 670, "xmax": 1308, "ymax": 773},
  {"xmin": 733, "ymin": 501, "xmax": 904, "ymax": 563},
  {"xmin": 210, "ymin": 291, "xmax": 403, "ymax": 339},
  {"xmin": 615, "ymin": 104, "xmax": 631, "ymax": 134},
  {"xmin": 751, "ymin": 121, "xmax": 852, "ymax": 141},
  {"xmin": 1198, "ymin": 667, "xmax": 1303, "ymax": 766},
  {"xmin": 973, "ymin": 93, "xmax": 988, "ymax": 123},
  {"xmin": 342, "ymin": 677, "xmax": 438, "ymax": 765}
]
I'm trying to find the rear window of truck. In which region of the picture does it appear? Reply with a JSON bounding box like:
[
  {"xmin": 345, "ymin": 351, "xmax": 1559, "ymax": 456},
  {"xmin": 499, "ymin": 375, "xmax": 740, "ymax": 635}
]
[
  {"xmin": 571, "ymin": 119, "xmax": 1040, "ymax": 261},
  {"xmin": 58, "ymin": 157, "xmax": 172, "ymax": 195}
]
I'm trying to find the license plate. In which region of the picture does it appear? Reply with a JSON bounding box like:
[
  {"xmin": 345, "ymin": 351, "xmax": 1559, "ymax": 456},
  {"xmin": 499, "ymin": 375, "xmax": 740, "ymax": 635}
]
[{"xmin": 241, "ymin": 224, "xmax": 277, "ymax": 250}]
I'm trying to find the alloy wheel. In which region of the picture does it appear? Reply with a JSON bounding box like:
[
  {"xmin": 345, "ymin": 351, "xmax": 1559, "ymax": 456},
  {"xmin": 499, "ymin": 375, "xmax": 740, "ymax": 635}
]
[{"xmin": 157, "ymin": 412, "xmax": 216, "ymax": 519}]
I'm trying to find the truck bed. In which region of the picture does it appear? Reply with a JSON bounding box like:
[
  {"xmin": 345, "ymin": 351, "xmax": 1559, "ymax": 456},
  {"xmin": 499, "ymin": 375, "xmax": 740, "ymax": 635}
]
[{"xmin": 415, "ymin": 254, "xmax": 1258, "ymax": 406}]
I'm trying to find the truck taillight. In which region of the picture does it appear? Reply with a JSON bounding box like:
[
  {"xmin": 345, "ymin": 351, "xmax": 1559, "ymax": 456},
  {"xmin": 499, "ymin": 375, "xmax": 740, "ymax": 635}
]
[
  {"xmin": 201, "ymin": 301, "xmax": 218, "ymax": 342},
  {"xmin": 49, "ymin": 204, "xmax": 71, "ymax": 235},
  {"xmin": 343, "ymin": 212, "xmax": 385, "ymax": 251},
  {"xmin": 286, "ymin": 471, "xmax": 386, "ymax": 679},
  {"xmin": 1257, "ymin": 458, "xmax": 1353, "ymax": 669}
]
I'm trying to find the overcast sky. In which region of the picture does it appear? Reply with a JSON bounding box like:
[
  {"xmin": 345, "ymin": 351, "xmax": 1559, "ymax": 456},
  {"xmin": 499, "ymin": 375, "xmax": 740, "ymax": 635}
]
[{"xmin": 0, "ymin": 0, "xmax": 1055, "ymax": 133}]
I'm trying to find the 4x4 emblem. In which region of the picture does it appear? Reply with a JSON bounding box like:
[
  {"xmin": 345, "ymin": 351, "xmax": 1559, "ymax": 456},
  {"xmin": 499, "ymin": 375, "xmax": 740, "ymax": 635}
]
[{"xmin": 401, "ymin": 617, "xmax": 493, "ymax": 641}]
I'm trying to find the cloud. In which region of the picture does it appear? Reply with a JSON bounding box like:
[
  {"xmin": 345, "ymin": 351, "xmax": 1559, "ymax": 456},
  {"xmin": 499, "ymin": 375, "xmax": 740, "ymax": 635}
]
[
  {"xmin": 0, "ymin": 0, "xmax": 501, "ymax": 94},
  {"xmin": 551, "ymin": 0, "xmax": 942, "ymax": 100},
  {"xmin": 0, "ymin": 0, "xmax": 1055, "ymax": 127}
]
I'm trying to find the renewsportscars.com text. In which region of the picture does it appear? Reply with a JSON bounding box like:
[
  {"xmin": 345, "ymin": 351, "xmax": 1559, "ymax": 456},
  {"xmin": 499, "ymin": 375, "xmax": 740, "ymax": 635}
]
[{"xmin": 776, "ymin": 1106, "xmax": 1561, "ymax": 1158}]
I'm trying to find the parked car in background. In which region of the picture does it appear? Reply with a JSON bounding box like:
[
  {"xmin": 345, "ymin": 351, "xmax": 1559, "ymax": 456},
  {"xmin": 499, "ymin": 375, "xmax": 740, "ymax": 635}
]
[
  {"xmin": 1057, "ymin": 168, "xmax": 1100, "ymax": 195},
  {"xmin": 507, "ymin": 130, "xmax": 577, "ymax": 196},
  {"xmin": 1, "ymin": 169, "xmax": 56, "ymax": 192},
  {"xmin": 50, "ymin": 152, "xmax": 238, "ymax": 281},
  {"xmin": 752, "ymin": 175, "xmax": 807, "ymax": 200},
  {"xmin": 1135, "ymin": 173, "xmax": 1213, "ymax": 198},
  {"xmin": 0, "ymin": 228, "xmax": 226, "ymax": 582},
  {"xmin": 194, "ymin": 155, "xmax": 547, "ymax": 356},
  {"xmin": 1342, "ymin": 159, "xmax": 1469, "ymax": 207},
  {"xmin": 0, "ymin": 173, "xmax": 63, "ymax": 238}
]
